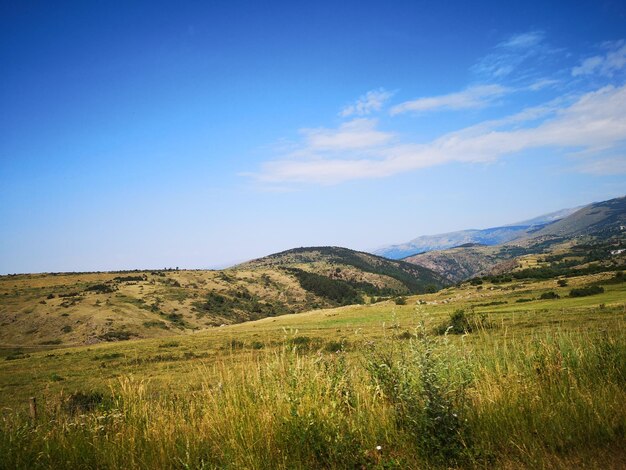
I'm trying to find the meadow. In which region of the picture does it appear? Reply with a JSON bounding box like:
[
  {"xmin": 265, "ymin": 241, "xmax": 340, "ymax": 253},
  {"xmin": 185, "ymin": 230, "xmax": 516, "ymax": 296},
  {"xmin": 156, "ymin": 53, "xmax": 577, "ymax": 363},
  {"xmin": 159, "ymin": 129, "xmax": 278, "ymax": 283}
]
[{"xmin": 1, "ymin": 271, "xmax": 625, "ymax": 469}]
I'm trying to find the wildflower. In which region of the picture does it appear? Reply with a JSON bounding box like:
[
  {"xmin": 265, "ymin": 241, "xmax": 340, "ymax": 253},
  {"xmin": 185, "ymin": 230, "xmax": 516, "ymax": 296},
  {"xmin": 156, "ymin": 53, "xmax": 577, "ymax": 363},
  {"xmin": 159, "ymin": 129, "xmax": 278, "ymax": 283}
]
[{"xmin": 376, "ymin": 445, "xmax": 382, "ymax": 451}]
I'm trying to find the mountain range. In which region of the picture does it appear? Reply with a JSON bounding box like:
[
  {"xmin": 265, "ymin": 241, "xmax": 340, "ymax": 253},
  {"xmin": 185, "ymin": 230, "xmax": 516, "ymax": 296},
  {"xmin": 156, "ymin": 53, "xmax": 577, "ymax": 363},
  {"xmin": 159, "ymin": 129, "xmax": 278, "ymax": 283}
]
[
  {"xmin": 373, "ymin": 207, "xmax": 581, "ymax": 260},
  {"xmin": 401, "ymin": 196, "xmax": 626, "ymax": 283}
]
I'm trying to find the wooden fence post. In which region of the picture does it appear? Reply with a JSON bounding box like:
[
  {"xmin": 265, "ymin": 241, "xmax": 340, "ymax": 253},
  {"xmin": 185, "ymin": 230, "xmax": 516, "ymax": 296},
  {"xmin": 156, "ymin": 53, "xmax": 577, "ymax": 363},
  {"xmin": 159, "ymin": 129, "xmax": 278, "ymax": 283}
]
[{"xmin": 29, "ymin": 397, "xmax": 37, "ymax": 420}]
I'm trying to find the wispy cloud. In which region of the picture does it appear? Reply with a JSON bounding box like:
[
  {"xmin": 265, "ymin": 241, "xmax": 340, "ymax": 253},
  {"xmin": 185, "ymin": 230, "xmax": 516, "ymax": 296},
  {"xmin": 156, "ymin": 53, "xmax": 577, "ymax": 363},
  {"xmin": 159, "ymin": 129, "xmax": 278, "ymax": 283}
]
[
  {"xmin": 472, "ymin": 30, "xmax": 553, "ymax": 79},
  {"xmin": 527, "ymin": 78, "xmax": 560, "ymax": 91},
  {"xmin": 390, "ymin": 84, "xmax": 509, "ymax": 115},
  {"xmin": 574, "ymin": 156, "xmax": 626, "ymax": 175},
  {"xmin": 299, "ymin": 118, "xmax": 394, "ymax": 151},
  {"xmin": 572, "ymin": 40, "xmax": 626, "ymax": 77},
  {"xmin": 500, "ymin": 31, "xmax": 545, "ymax": 49},
  {"xmin": 252, "ymin": 84, "xmax": 626, "ymax": 185},
  {"xmin": 339, "ymin": 88, "xmax": 394, "ymax": 117}
]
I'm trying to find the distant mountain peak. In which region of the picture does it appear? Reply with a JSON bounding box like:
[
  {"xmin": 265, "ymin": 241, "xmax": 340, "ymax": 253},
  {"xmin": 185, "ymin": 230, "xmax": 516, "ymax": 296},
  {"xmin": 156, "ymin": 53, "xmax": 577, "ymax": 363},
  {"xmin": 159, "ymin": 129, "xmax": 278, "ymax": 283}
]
[{"xmin": 373, "ymin": 205, "xmax": 581, "ymax": 260}]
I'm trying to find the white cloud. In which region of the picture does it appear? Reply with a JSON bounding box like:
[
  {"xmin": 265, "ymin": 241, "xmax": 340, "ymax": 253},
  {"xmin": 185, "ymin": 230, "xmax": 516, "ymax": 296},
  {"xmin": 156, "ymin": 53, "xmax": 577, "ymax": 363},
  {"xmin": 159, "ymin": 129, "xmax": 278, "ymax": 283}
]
[
  {"xmin": 340, "ymin": 89, "xmax": 394, "ymax": 117},
  {"xmin": 572, "ymin": 40, "xmax": 626, "ymax": 77},
  {"xmin": 300, "ymin": 118, "xmax": 394, "ymax": 151},
  {"xmin": 252, "ymin": 84, "xmax": 626, "ymax": 185},
  {"xmin": 390, "ymin": 84, "xmax": 509, "ymax": 115}
]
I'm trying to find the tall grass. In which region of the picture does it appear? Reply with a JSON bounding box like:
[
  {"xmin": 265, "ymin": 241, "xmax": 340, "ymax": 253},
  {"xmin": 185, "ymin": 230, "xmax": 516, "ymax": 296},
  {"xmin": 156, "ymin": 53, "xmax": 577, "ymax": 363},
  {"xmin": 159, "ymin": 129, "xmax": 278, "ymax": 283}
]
[{"xmin": 1, "ymin": 328, "xmax": 625, "ymax": 469}]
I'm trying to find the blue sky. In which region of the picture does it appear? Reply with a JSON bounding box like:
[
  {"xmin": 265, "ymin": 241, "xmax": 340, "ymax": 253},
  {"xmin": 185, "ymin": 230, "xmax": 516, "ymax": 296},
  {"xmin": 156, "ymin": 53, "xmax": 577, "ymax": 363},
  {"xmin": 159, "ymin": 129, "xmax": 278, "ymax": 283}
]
[{"xmin": 1, "ymin": 0, "xmax": 626, "ymax": 273}]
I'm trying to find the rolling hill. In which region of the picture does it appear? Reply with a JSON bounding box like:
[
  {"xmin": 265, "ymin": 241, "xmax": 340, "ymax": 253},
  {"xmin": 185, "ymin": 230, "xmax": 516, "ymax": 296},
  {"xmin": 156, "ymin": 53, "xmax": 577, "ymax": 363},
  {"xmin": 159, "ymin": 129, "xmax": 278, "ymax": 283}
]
[
  {"xmin": 0, "ymin": 247, "xmax": 444, "ymax": 347},
  {"xmin": 238, "ymin": 246, "xmax": 443, "ymax": 294}
]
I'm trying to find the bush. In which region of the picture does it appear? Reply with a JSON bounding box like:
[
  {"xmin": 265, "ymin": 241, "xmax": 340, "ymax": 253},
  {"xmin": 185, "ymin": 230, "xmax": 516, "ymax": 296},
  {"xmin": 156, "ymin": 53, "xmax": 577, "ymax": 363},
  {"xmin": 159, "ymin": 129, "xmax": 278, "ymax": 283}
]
[
  {"xmin": 435, "ymin": 310, "xmax": 487, "ymax": 335},
  {"xmin": 394, "ymin": 297, "xmax": 407, "ymax": 305},
  {"xmin": 98, "ymin": 331, "xmax": 137, "ymax": 341},
  {"xmin": 58, "ymin": 292, "xmax": 80, "ymax": 298},
  {"xmin": 287, "ymin": 336, "xmax": 321, "ymax": 352},
  {"xmin": 226, "ymin": 339, "xmax": 244, "ymax": 349},
  {"xmin": 540, "ymin": 291, "xmax": 560, "ymax": 300},
  {"xmin": 324, "ymin": 340, "xmax": 347, "ymax": 353},
  {"xmin": 39, "ymin": 339, "xmax": 62, "ymax": 345},
  {"xmin": 394, "ymin": 330, "xmax": 415, "ymax": 340},
  {"xmin": 84, "ymin": 284, "xmax": 115, "ymax": 293},
  {"xmin": 64, "ymin": 391, "xmax": 104, "ymax": 414},
  {"xmin": 569, "ymin": 285, "xmax": 604, "ymax": 298},
  {"xmin": 92, "ymin": 352, "xmax": 123, "ymax": 360},
  {"xmin": 5, "ymin": 350, "xmax": 29, "ymax": 361},
  {"xmin": 143, "ymin": 320, "xmax": 169, "ymax": 329},
  {"xmin": 557, "ymin": 279, "xmax": 568, "ymax": 287}
]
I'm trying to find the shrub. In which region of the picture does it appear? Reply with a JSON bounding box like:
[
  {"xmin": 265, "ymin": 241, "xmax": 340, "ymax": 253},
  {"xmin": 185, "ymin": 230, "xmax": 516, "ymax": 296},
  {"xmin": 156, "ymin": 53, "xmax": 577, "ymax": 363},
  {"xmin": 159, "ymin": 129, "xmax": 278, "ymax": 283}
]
[
  {"xmin": 40, "ymin": 339, "xmax": 62, "ymax": 345},
  {"xmin": 226, "ymin": 339, "xmax": 244, "ymax": 349},
  {"xmin": 92, "ymin": 352, "xmax": 123, "ymax": 360},
  {"xmin": 287, "ymin": 336, "xmax": 321, "ymax": 352},
  {"xmin": 114, "ymin": 275, "xmax": 145, "ymax": 282},
  {"xmin": 557, "ymin": 279, "xmax": 568, "ymax": 287},
  {"xmin": 5, "ymin": 350, "xmax": 29, "ymax": 361},
  {"xmin": 64, "ymin": 391, "xmax": 104, "ymax": 414},
  {"xmin": 394, "ymin": 330, "xmax": 415, "ymax": 340},
  {"xmin": 324, "ymin": 340, "xmax": 347, "ymax": 353},
  {"xmin": 84, "ymin": 283, "xmax": 115, "ymax": 294},
  {"xmin": 143, "ymin": 320, "xmax": 169, "ymax": 329},
  {"xmin": 98, "ymin": 331, "xmax": 136, "ymax": 341},
  {"xmin": 394, "ymin": 297, "xmax": 407, "ymax": 305},
  {"xmin": 475, "ymin": 300, "xmax": 507, "ymax": 307},
  {"xmin": 569, "ymin": 285, "xmax": 604, "ymax": 297},
  {"xmin": 540, "ymin": 291, "xmax": 560, "ymax": 300},
  {"xmin": 435, "ymin": 309, "xmax": 487, "ymax": 335},
  {"xmin": 58, "ymin": 292, "xmax": 80, "ymax": 298}
]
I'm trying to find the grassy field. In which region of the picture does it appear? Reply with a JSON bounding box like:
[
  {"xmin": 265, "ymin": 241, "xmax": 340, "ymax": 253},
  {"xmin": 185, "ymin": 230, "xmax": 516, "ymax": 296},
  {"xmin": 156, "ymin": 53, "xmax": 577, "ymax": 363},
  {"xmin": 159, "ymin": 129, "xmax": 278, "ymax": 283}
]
[{"xmin": 1, "ymin": 271, "xmax": 625, "ymax": 468}]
